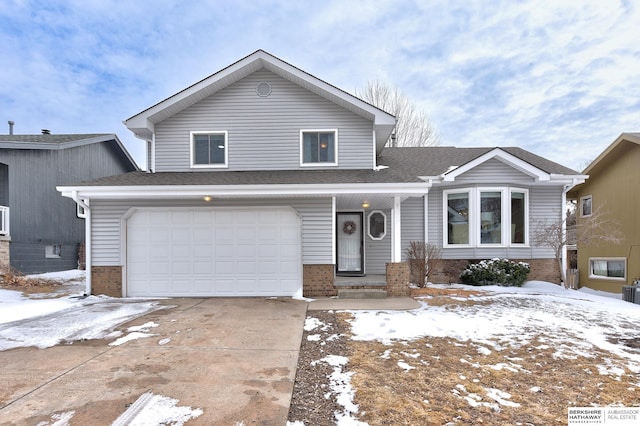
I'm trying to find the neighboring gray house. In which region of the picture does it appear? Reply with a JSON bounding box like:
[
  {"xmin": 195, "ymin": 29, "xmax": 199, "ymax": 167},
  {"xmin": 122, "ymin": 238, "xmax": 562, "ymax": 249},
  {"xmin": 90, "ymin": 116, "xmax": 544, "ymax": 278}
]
[
  {"xmin": 57, "ymin": 50, "xmax": 584, "ymax": 297},
  {"xmin": 0, "ymin": 133, "xmax": 138, "ymax": 273}
]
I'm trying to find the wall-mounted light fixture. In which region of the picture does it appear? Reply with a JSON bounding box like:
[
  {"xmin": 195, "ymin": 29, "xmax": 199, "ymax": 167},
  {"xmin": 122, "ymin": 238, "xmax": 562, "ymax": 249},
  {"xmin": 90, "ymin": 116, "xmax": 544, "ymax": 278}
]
[
  {"xmin": 203, "ymin": 195, "xmax": 212, "ymax": 202},
  {"xmin": 361, "ymin": 201, "xmax": 370, "ymax": 209}
]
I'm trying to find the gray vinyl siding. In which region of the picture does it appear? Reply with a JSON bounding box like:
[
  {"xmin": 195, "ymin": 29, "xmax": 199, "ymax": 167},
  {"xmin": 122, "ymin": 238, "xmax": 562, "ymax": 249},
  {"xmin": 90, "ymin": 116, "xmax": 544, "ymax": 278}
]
[
  {"xmin": 364, "ymin": 209, "xmax": 392, "ymax": 274},
  {"xmin": 400, "ymin": 197, "xmax": 425, "ymax": 260},
  {"xmin": 0, "ymin": 141, "xmax": 135, "ymax": 273},
  {"xmin": 428, "ymin": 185, "xmax": 560, "ymax": 260},
  {"xmin": 91, "ymin": 198, "xmax": 334, "ymax": 266},
  {"xmin": 154, "ymin": 69, "xmax": 374, "ymax": 171},
  {"xmin": 455, "ymin": 159, "xmax": 538, "ymax": 185}
]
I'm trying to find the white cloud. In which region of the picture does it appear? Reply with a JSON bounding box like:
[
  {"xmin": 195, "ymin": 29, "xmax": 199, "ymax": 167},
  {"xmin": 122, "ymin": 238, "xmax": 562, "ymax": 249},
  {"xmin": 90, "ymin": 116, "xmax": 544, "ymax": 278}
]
[{"xmin": 0, "ymin": 0, "xmax": 638, "ymax": 171}]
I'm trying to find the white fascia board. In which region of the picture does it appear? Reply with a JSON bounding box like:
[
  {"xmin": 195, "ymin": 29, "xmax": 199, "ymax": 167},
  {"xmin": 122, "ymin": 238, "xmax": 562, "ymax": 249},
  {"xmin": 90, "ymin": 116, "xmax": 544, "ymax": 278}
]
[
  {"xmin": 441, "ymin": 148, "xmax": 551, "ymax": 182},
  {"xmin": 57, "ymin": 182, "xmax": 430, "ymax": 200}
]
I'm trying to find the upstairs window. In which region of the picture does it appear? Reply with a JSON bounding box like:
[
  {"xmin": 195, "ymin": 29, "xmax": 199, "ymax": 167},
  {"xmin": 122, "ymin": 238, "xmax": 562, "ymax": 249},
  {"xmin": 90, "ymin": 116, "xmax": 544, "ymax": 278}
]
[
  {"xmin": 191, "ymin": 131, "xmax": 228, "ymax": 168},
  {"xmin": 301, "ymin": 130, "xmax": 337, "ymax": 166},
  {"xmin": 581, "ymin": 195, "xmax": 592, "ymax": 217}
]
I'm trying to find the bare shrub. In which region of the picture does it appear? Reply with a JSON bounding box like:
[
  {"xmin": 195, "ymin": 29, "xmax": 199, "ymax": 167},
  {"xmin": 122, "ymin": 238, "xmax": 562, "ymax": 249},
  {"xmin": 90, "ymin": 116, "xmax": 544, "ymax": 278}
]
[{"xmin": 406, "ymin": 241, "xmax": 441, "ymax": 287}]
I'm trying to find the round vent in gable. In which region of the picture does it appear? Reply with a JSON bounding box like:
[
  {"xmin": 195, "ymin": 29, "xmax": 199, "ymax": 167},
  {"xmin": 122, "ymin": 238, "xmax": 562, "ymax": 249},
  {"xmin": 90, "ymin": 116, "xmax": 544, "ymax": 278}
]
[{"xmin": 256, "ymin": 82, "xmax": 272, "ymax": 97}]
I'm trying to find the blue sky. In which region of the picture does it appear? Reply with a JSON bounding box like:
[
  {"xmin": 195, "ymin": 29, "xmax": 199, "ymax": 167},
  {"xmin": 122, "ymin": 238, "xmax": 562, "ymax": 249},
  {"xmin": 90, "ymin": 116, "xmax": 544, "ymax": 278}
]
[{"xmin": 1, "ymin": 0, "xmax": 638, "ymax": 171}]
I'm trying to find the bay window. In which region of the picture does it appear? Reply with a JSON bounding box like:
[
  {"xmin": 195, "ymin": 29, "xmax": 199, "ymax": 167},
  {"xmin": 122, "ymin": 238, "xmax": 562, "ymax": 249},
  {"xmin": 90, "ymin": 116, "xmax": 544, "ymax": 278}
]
[{"xmin": 444, "ymin": 187, "xmax": 529, "ymax": 247}]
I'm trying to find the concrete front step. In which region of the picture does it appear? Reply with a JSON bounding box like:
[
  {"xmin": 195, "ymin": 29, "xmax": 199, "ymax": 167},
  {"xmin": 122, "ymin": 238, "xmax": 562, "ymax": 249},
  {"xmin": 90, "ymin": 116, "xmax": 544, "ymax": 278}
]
[{"xmin": 338, "ymin": 288, "xmax": 388, "ymax": 299}]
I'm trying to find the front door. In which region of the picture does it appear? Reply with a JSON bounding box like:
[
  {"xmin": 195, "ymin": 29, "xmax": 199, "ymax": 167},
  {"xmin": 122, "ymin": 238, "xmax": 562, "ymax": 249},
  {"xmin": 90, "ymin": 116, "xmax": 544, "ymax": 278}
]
[{"xmin": 336, "ymin": 212, "xmax": 364, "ymax": 275}]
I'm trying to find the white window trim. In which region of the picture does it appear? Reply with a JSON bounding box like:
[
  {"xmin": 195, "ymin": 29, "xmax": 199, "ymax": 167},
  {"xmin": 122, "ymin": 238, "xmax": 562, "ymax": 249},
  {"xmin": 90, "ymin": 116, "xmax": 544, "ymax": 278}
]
[
  {"xmin": 299, "ymin": 129, "xmax": 338, "ymax": 167},
  {"xmin": 580, "ymin": 195, "xmax": 592, "ymax": 217},
  {"xmin": 443, "ymin": 187, "xmax": 529, "ymax": 248},
  {"xmin": 77, "ymin": 203, "xmax": 86, "ymax": 219},
  {"xmin": 589, "ymin": 257, "xmax": 626, "ymax": 281},
  {"xmin": 367, "ymin": 210, "xmax": 387, "ymax": 240},
  {"xmin": 190, "ymin": 130, "xmax": 229, "ymax": 169},
  {"xmin": 443, "ymin": 189, "xmax": 473, "ymax": 248}
]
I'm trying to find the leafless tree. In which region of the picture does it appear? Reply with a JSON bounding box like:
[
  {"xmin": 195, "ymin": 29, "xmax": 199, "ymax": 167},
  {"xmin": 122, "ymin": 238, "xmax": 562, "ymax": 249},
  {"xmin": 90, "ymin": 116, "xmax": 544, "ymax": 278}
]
[
  {"xmin": 356, "ymin": 80, "xmax": 439, "ymax": 147},
  {"xmin": 532, "ymin": 205, "xmax": 624, "ymax": 286}
]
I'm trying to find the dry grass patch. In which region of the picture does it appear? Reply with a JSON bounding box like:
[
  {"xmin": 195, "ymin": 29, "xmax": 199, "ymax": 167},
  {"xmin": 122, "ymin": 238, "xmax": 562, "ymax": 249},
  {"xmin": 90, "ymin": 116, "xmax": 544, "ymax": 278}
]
[
  {"xmin": 0, "ymin": 266, "xmax": 66, "ymax": 295},
  {"xmin": 340, "ymin": 317, "xmax": 640, "ymax": 426}
]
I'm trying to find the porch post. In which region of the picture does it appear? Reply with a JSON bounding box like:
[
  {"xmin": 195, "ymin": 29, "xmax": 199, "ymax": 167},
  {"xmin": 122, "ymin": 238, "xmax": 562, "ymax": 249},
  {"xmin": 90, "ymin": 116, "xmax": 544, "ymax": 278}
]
[{"xmin": 392, "ymin": 196, "xmax": 401, "ymax": 262}]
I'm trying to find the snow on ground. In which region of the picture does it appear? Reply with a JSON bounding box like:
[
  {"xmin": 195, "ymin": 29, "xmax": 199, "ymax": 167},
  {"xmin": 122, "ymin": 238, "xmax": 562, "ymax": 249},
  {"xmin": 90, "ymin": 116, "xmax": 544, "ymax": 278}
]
[
  {"xmin": 0, "ymin": 270, "xmax": 167, "ymax": 351},
  {"xmin": 304, "ymin": 281, "xmax": 640, "ymax": 425},
  {"xmin": 348, "ymin": 281, "xmax": 640, "ymax": 373}
]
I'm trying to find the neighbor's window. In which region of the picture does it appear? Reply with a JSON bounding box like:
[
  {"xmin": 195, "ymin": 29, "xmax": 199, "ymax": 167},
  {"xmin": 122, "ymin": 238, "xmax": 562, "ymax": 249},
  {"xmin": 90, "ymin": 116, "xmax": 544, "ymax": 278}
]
[
  {"xmin": 191, "ymin": 131, "xmax": 228, "ymax": 167},
  {"xmin": 581, "ymin": 195, "xmax": 592, "ymax": 217},
  {"xmin": 590, "ymin": 258, "xmax": 626, "ymax": 280},
  {"xmin": 368, "ymin": 211, "xmax": 386, "ymax": 240},
  {"xmin": 77, "ymin": 203, "xmax": 86, "ymax": 219},
  {"xmin": 444, "ymin": 188, "xmax": 528, "ymax": 247},
  {"xmin": 301, "ymin": 130, "xmax": 337, "ymax": 165},
  {"xmin": 446, "ymin": 191, "xmax": 470, "ymax": 245},
  {"xmin": 45, "ymin": 244, "xmax": 61, "ymax": 259}
]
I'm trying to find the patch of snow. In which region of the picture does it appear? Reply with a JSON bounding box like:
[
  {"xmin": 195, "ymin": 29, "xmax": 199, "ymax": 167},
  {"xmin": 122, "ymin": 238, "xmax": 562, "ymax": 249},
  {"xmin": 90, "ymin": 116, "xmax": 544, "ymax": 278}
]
[
  {"xmin": 347, "ymin": 281, "xmax": 640, "ymax": 374},
  {"xmin": 530, "ymin": 386, "xmax": 542, "ymax": 393},
  {"xmin": 304, "ymin": 317, "xmax": 326, "ymax": 332},
  {"xmin": 25, "ymin": 269, "xmax": 86, "ymax": 282},
  {"xmin": 486, "ymin": 388, "xmax": 520, "ymax": 407},
  {"xmin": 307, "ymin": 334, "xmax": 321, "ymax": 341},
  {"xmin": 36, "ymin": 410, "xmax": 75, "ymax": 426},
  {"xmin": 292, "ymin": 287, "xmax": 314, "ymax": 302},
  {"xmin": 286, "ymin": 421, "xmax": 306, "ymax": 426},
  {"xmin": 109, "ymin": 331, "xmax": 157, "ymax": 347},
  {"xmin": 0, "ymin": 296, "xmax": 166, "ymax": 351},
  {"xmin": 111, "ymin": 391, "xmax": 202, "ymax": 426},
  {"xmin": 476, "ymin": 346, "xmax": 492, "ymax": 356},
  {"xmin": 398, "ymin": 361, "xmax": 416, "ymax": 371},
  {"xmin": 158, "ymin": 338, "xmax": 171, "ymax": 345}
]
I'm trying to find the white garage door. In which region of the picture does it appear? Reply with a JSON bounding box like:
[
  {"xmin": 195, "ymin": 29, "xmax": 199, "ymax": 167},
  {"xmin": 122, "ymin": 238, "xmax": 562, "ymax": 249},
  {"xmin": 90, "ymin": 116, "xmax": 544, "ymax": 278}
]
[{"xmin": 126, "ymin": 207, "xmax": 302, "ymax": 297}]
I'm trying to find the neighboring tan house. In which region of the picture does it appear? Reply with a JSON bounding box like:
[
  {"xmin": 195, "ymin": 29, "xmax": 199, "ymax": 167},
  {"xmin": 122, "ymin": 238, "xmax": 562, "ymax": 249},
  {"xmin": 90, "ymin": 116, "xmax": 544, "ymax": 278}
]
[
  {"xmin": 57, "ymin": 50, "xmax": 584, "ymax": 298},
  {"xmin": 568, "ymin": 132, "xmax": 640, "ymax": 293},
  {"xmin": 0, "ymin": 132, "xmax": 138, "ymax": 274}
]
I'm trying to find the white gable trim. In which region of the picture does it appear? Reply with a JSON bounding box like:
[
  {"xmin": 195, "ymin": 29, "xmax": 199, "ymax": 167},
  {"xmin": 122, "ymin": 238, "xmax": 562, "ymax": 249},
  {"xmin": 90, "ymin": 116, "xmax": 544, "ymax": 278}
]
[
  {"xmin": 124, "ymin": 50, "xmax": 395, "ymax": 150},
  {"xmin": 441, "ymin": 148, "xmax": 550, "ymax": 182}
]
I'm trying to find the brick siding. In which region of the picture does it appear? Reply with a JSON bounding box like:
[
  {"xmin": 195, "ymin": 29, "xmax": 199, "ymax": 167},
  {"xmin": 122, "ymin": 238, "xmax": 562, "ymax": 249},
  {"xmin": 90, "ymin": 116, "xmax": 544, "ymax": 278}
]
[
  {"xmin": 386, "ymin": 262, "xmax": 410, "ymax": 297},
  {"xmin": 92, "ymin": 266, "xmax": 122, "ymax": 297},
  {"xmin": 303, "ymin": 264, "xmax": 336, "ymax": 297},
  {"xmin": 430, "ymin": 258, "xmax": 561, "ymax": 285}
]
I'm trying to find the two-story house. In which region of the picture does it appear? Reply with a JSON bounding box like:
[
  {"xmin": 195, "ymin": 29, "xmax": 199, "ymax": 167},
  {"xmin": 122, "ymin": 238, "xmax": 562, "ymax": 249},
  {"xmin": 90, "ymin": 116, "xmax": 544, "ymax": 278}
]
[
  {"xmin": 568, "ymin": 132, "xmax": 640, "ymax": 293},
  {"xmin": 0, "ymin": 132, "xmax": 138, "ymax": 274},
  {"xmin": 57, "ymin": 50, "xmax": 584, "ymax": 297}
]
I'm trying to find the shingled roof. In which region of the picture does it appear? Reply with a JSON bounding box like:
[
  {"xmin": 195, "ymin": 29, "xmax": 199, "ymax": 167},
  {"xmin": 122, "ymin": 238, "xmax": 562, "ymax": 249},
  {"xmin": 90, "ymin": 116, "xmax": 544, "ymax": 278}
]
[
  {"xmin": 66, "ymin": 146, "xmax": 579, "ymax": 187},
  {"xmin": 0, "ymin": 134, "xmax": 110, "ymax": 145}
]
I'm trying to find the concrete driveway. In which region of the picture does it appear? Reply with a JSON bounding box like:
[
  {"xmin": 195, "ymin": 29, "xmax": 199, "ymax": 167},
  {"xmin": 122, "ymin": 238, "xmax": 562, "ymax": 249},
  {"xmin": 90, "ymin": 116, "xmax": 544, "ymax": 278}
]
[{"xmin": 0, "ymin": 298, "xmax": 307, "ymax": 425}]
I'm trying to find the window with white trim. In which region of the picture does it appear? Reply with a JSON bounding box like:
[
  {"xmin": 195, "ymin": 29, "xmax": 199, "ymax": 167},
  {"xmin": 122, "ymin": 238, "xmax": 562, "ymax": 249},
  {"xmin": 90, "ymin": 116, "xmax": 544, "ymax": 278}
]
[
  {"xmin": 77, "ymin": 203, "xmax": 86, "ymax": 219},
  {"xmin": 300, "ymin": 130, "xmax": 337, "ymax": 166},
  {"xmin": 368, "ymin": 211, "xmax": 386, "ymax": 240},
  {"xmin": 190, "ymin": 131, "xmax": 228, "ymax": 168},
  {"xmin": 581, "ymin": 195, "xmax": 592, "ymax": 217},
  {"xmin": 444, "ymin": 187, "xmax": 529, "ymax": 247},
  {"xmin": 589, "ymin": 257, "xmax": 626, "ymax": 280}
]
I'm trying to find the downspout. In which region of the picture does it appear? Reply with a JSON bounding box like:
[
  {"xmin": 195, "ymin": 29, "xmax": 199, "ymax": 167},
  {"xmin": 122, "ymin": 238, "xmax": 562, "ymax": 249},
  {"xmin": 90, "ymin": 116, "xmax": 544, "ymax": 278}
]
[
  {"xmin": 392, "ymin": 196, "xmax": 402, "ymax": 262},
  {"xmin": 71, "ymin": 191, "xmax": 91, "ymax": 296}
]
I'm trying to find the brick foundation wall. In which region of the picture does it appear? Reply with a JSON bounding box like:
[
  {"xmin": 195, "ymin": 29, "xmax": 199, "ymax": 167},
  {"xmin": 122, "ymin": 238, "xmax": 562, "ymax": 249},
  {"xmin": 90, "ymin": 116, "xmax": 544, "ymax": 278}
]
[
  {"xmin": 0, "ymin": 238, "xmax": 9, "ymax": 267},
  {"xmin": 303, "ymin": 264, "xmax": 336, "ymax": 297},
  {"xmin": 77, "ymin": 242, "xmax": 86, "ymax": 270},
  {"xmin": 430, "ymin": 258, "xmax": 561, "ymax": 285},
  {"xmin": 386, "ymin": 262, "xmax": 410, "ymax": 297},
  {"xmin": 92, "ymin": 266, "xmax": 122, "ymax": 297}
]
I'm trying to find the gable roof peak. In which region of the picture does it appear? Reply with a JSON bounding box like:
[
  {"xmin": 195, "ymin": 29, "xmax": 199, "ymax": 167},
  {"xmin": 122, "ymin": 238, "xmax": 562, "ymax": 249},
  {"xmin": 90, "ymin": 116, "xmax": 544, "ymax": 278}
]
[{"xmin": 124, "ymin": 50, "xmax": 395, "ymax": 151}]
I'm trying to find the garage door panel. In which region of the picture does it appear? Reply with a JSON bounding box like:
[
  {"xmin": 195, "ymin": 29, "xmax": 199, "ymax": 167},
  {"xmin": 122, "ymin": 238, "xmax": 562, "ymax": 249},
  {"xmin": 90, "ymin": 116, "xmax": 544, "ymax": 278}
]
[{"xmin": 127, "ymin": 208, "xmax": 302, "ymax": 297}]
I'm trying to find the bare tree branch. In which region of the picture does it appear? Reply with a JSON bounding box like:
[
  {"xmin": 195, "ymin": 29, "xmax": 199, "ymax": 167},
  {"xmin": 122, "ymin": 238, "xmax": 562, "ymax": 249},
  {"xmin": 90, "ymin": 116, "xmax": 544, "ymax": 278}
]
[
  {"xmin": 356, "ymin": 80, "xmax": 439, "ymax": 147},
  {"xmin": 532, "ymin": 205, "xmax": 624, "ymax": 286}
]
